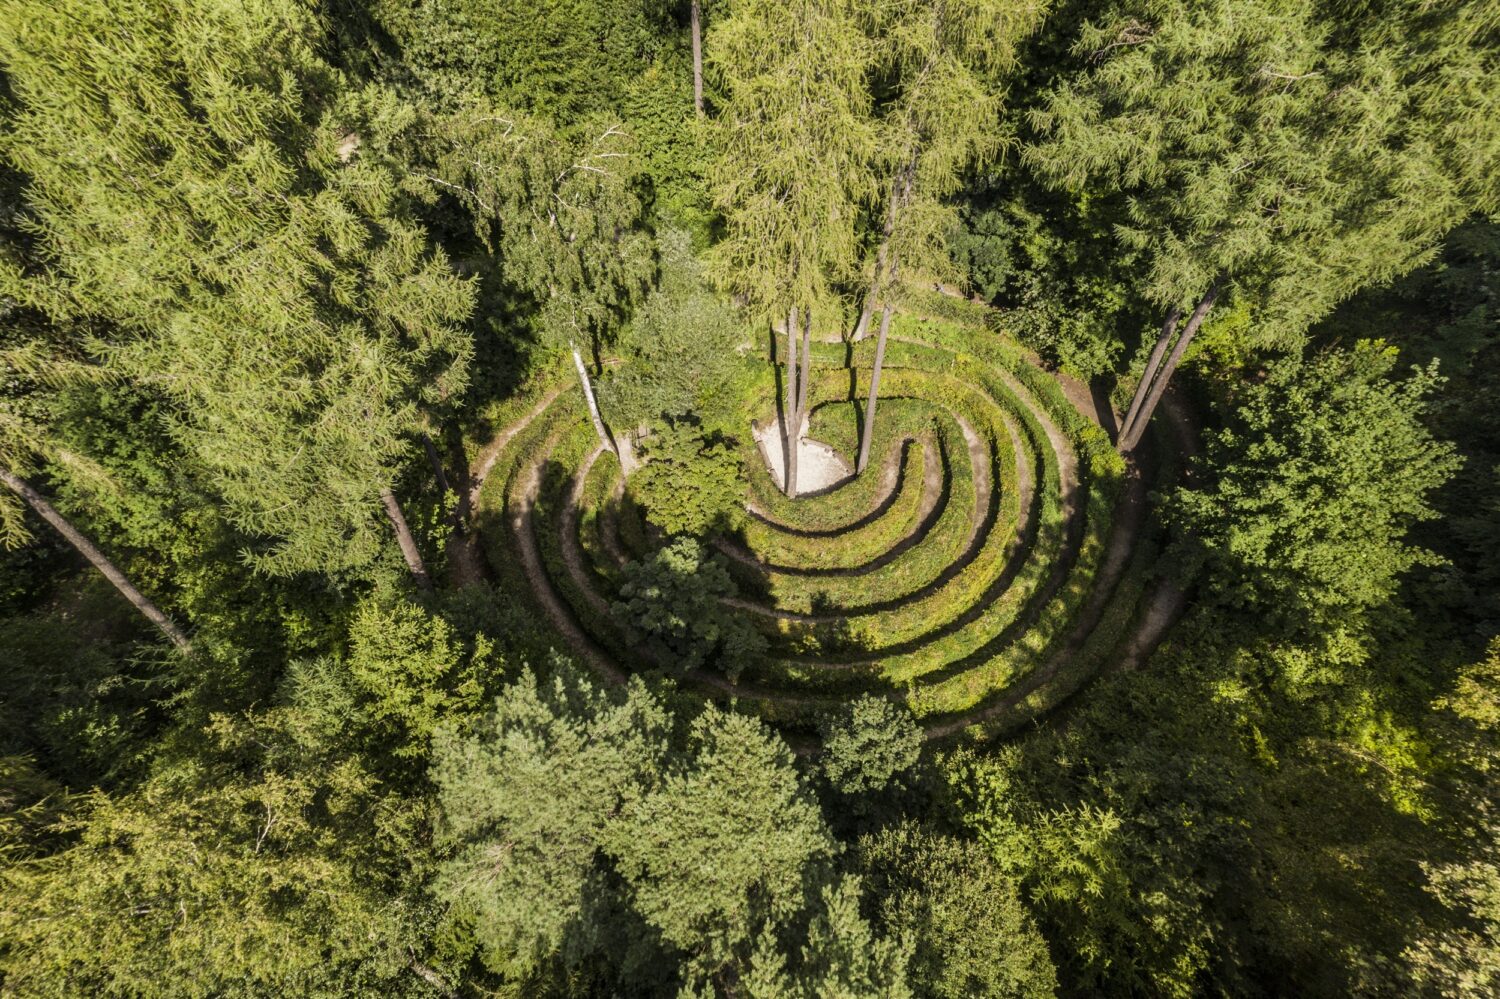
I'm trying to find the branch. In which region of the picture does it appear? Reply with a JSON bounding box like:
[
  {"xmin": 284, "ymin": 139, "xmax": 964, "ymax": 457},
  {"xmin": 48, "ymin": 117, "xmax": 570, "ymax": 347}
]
[{"xmin": 1091, "ymin": 19, "xmax": 1153, "ymax": 61}]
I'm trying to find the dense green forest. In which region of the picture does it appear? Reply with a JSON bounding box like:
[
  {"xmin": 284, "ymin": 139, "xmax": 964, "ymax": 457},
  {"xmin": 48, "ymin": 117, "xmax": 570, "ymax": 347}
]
[{"xmin": 0, "ymin": 1, "xmax": 1497, "ymax": 995}]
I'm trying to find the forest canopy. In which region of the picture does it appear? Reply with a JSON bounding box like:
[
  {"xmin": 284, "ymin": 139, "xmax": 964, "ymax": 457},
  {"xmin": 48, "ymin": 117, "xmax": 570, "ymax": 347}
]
[{"xmin": 1, "ymin": 1, "xmax": 1498, "ymax": 996}]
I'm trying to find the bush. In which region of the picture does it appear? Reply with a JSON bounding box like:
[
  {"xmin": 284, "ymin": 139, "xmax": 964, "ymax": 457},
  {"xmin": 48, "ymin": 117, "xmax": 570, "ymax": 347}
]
[
  {"xmin": 612, "ymin": 538, "xmax": 766, "ymax": 680},
  {"xmin": 628, "ymin": 416, "xmax": 744, "ymax": 538},
  {"xmin": 819, "ymin": 696, "xmax": 922, "ymax": 795}
]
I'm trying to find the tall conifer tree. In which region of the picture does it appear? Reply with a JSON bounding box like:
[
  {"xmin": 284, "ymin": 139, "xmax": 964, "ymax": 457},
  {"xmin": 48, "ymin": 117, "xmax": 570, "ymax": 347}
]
[
  {"xmin": 0, "ymin": 0, "xmax": 475, "ymax": 582},
  {"xmin": 709, "ymin": 0, "xmax": 878, "ymax": 495},
  {"xmin": 853, "ymin": 0, "xmax": 1048, "ymax": 473},
  {"xmin": 1027, "ymin": 0, "xmax": 1495, "ymax": 451}
]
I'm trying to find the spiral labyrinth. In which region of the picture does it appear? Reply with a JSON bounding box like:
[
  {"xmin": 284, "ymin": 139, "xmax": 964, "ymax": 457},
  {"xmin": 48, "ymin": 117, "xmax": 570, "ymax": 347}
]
[{"xmin": 476, "ymin": 323, "xmax": 1190, "ymax": 742}]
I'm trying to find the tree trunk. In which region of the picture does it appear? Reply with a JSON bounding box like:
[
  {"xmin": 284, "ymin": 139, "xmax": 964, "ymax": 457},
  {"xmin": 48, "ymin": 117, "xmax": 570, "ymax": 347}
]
[
  {"xmin": 852, "ymin": 240, "xmax": 887, "ymax": 342},
  {"xmin": 0, "ymin": 467, "xmax": 191, "ymax": 653},
  {"xmin": 1118, "ymin": 303, "xmax": 1183, "ymax": 446},
  {"xmin": 420, "ymin": 432, "xmax": 451, "ymax": 497},
  {"xmin": 691, "ymin": 1, "xmax": 704, "ymax": 116},
  {"xmin": 784, "ymin": 309, "xmax": 800, "ymax": 496},
  {"xmin": 381, "ymin": 487, "xmax": 433, "ymax": 591},
  {"xmin": 854, "ymin": 155, "xmax": 918, "ymax": 341},
  {"xmin": 797, "ymin": 307, "xmax": 812, "ymax": 420},
  {"xmin": 572, "ymin": 342, "xmax": 617, "ymax": 457},
  {"xmin": 1120, "ymin": 279, "xmax": 1222, "ymax": 452},
  {"xmin": 858, "ymin": 303, "xmax": 894, "ymax": 474}
]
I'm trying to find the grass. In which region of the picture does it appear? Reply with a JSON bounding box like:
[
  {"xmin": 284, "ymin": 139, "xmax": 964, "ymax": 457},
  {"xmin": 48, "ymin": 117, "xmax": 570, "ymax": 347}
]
[{"xmin": 469, "ymin": 307, "xmax": 1159, "ymax": 740}]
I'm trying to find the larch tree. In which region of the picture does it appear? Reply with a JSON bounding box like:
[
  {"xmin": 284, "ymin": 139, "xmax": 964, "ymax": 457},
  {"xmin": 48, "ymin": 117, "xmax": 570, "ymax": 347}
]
[
  {"xmin": 708, "ymin": 0, "xmax": 878, "ymax": 496},
  {"xmin": 853, "ymin": 0, "xmax": 1049, "ymax": 474},
  {"xmin": 1027, "ymin": 0, "xmax": 1494, "ymax": 452},
  {"xmin": 0, "ymin": 0, "xmax": 475, "ymax": 586}
]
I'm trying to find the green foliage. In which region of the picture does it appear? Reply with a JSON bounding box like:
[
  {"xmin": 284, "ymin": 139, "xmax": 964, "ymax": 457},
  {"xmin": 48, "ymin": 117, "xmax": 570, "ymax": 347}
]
[
  {"xmin": 342, "ymin": 596, "xmax": 503, "ymax": 758},
  {"xmin": 628, "ymin": 417, "xmax": 744, "ymax": 537},
  {"xmin": 1026, "ymin": 0, "xmax": 1493, "ymax": 343},
  {"xmin": 0, "ymin": 0, "xmax": 475, "ymax": 578},
  {"xmin": 612, "ymin": 537, "xmax": 766, "ymax": 678},
  {"xmin": 605, "ymin": 706, "xmax": 839, "ymax": 986},
  {"xmin": 1168, "ymin": 342, "xmax": 1461, "ymax": 632},
  {"xmin": 599, "ymin": 229, "xmax": 750, "ymax": 432},
  {"xmin": 420, "ymin": 104, "xmax": 654, "ymax": 356},
  {"xmin": 368, "ymin": 0, "xmax": 671, "ymax": 118},
  {"xmin": 819, "ymin": 695, "xmax": 922, "ymax": 796},
  {"xmin": 951, "ymin": 183, "xmax": 1132, "ymax": 378},
  {"xmin": 0, "ymin": 601, "xmax": 163, "ymax": 787},
  {"xmin": 857, "ymin": 822, "xmax": 1057, "ymax": 999},
  {"xmin": 0, "ymin": 741, "xmax": 417, "ymax": 996},
  {"xmin": 708, "ymin": 0, "xmax": 878, "ymax": 318},
  {"xmin": 431, "ymin": 661, "xmax": 671, "ymax": 979},
  {"xmin": 861, "ymin": 0, "xmax": 1050, "ymax": 299},
  {"xmin": 432, "ymin": 661, "xmax": 908, "ymax": 993},
  {"xmin": 1310, "ymin": 215, "xmax": 1500, "ymax": 628}
]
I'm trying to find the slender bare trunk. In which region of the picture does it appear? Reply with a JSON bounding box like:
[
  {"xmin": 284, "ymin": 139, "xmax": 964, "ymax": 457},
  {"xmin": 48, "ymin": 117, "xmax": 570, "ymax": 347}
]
[
  {"xmin": 858, "ymin": 303, "xmax": 894, "ymax": 474},
  {"xmin": 0, "ymin": 467, "xmax": 191, "ymax": 652},
  {"xmin": 1118, "ymin": 304, "xmax": 1183, "ymax": 446},
  {"xmin": 420, "ymin": 432, "xmax": 451, "ymax": 497},
  {"xmin": 572, "ymin": 342, "xmax": 617, "ymax": 457},
  {"xmin": 854, "ymin": 152, "xmax": 919, "ymax": 341},
  {"xmin": 1120, "ymin": 279, "xmax": 1222, "ymax": 452},
  {"xmin": 797, "ymin": 308, "xmax": 812, "ymax": 419},
  {"xmin": 852, "ymin": 240, "xmax": 887, "ymax": 342},
  {"xmin": 784, "ymin": 309, "xmax": 800, "ymax": 496},
  {"xmin": 691, "ymin": 1, "xmax": 704, "ymax": 116},
  {"xmin": 381, "ymin": 486, "xmax": 433, "ymax": 591}
]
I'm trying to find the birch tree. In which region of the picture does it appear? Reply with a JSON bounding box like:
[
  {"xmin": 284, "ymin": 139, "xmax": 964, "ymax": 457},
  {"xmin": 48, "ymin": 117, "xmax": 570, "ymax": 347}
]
[{"xmin": 709, "ymin": 0, "xmax": 878, "ymax": 495}]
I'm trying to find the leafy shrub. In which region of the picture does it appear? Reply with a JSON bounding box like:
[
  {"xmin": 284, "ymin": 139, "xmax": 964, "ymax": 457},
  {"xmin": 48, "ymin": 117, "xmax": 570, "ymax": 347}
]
[
  {"xmin": 628, "ymin": 416, "xmax": 744, "ymax": 537},
  {"xmin": 612, "ymin": 537, "xmax": 765, "ymax": 679}
]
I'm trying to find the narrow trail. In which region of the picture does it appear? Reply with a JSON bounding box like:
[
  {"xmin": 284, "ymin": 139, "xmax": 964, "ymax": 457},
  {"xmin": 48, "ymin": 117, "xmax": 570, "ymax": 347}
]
[
  {"xmin": 470, "ymin": 331, "xmax": 1200, "ymax": 748},
  {"xmin": 448, "ymin": 382, "xmax": 571, "ymax": 588},
  {"xmin": 713, "ymin": 429, "xmax": 944, "ymax": 578},
  {"xmin": 509, "ymin": 438, "xmax": 626, "ymax": 685},
  {"xmin": 720, "ymin": 413, "xmax": 990, "ymax": 623},
  {"xmin": 745, "ymin": 432, "xmax": 915, "ymax": 536},
  {"xmin": 923, "ymin": 389, "xmax": 1196, "ymax": 740}
]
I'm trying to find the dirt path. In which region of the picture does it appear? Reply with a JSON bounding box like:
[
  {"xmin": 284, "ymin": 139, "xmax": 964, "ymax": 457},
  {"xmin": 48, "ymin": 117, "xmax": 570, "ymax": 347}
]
[
  {"xmin": 721, "ymin": 412, "xmax": 992, "ymax": 624},
  {"xmin": 753, "ymin": 412, "xmax": 851, "ymax": 495},
  {"xmin": 448, "ymin": 382, "xmax": 571, "ymax": 588},
  {"xmin": 467, "ymin": 341, "xmax": 1200, "ymax": 748},
  {"xmin": 921, "ymin": 388, "xmax": 1197, "ymax": 740},
  {"xmin": 714, "ymin": 429, "xmax": 943, "ymax": 578},
  {"xmin": 509, "ymin": 438, "xmax": 626, "ymax": 685}
]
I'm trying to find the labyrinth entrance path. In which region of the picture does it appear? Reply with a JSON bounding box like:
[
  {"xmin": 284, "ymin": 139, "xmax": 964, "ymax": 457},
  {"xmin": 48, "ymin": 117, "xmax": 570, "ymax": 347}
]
[{"xmin": 470, "ymin": 302, "xmax": 1193, "ymax": 744}]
